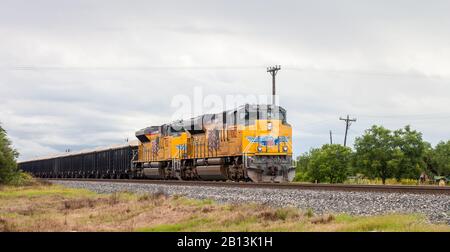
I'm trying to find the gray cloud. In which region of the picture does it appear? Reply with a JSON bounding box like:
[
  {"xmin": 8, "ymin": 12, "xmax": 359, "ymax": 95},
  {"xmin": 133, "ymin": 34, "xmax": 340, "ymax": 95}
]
[{"xmin": 1, "ymin": 0, "xmax": 450, "ymax": 160}]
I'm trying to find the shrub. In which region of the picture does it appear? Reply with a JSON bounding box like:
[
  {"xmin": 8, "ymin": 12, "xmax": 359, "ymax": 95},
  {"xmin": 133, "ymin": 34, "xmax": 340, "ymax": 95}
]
[
  {"xmin": 305, "ymin": 144, "xmax": 352, "ymax": 183},
  {"xmin": 0, "ymin": 124, "xmax": 20, "ymax": 185}
]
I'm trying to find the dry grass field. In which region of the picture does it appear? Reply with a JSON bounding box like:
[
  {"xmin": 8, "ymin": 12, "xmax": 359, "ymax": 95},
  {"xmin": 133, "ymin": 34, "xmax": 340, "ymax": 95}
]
[{"xmin": 0, "ymin": 183, "xmax": 449, "ymax": 232}]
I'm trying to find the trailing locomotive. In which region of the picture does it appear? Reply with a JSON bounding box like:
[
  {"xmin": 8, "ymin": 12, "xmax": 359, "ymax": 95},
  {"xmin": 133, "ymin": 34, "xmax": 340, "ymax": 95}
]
[
  {"xmin": 19, "ymin": 104, "xmax": 295, "ymax": 182},
  {"xmin": 132, "ymin": 104, "xmax": 295, "ymax": 182}
]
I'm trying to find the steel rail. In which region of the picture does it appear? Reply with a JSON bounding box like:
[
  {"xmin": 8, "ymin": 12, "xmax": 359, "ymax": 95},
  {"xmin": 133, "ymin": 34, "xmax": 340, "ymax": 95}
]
[{"xmin": 43, "ymin": 178, "xmax": 450, "ymax": 195}]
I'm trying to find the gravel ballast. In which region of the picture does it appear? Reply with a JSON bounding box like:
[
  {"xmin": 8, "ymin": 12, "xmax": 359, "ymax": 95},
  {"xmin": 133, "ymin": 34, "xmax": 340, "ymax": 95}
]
[{"xmin": 52, "ymin": 180, "xmax": 450, "ymax": 224}]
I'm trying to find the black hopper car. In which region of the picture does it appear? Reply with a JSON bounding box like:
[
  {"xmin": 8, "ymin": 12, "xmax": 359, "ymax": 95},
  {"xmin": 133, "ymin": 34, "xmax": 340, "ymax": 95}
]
[{"xmin": 19, "ymin": 141, "xmax": 138, "ymax": 179}]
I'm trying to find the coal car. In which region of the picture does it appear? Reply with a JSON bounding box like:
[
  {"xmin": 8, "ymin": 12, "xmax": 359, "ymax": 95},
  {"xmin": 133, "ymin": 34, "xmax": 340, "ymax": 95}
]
[{"xmin": 19, "ymin": 142, "xmax": 138, "ymax": 179}]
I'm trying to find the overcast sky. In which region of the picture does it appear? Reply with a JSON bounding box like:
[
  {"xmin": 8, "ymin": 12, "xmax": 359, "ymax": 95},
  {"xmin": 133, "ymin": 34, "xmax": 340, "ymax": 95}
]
[{"xmin": 1, "ymin": 0, "xmax": 450, "ymax": 160}]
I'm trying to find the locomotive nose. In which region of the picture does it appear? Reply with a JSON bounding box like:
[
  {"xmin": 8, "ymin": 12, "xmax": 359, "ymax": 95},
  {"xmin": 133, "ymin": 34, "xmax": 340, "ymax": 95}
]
[{"xmin": 245, "ymin": 155, "xmax": 295, "ymax": 183}]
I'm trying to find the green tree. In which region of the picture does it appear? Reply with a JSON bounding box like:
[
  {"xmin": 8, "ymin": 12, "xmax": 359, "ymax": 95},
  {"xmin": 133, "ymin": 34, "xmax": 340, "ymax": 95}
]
[
  {"xmin": 354, "ymin": 125, "xmax": 400, "ymax": 184},
  {"xmin": 295, "ymin": 150, "xmax": 313, "ymax": 181},
  {"xmin": 422, "ymin": 142, "xmax": 437, "ymax": 176},
  {"xmin": 392, "ymin": 125, "xmax": 426, "ymax": 180},
  {"xmin": 429, "ymin": 141, "xmax": 450, "ymax": 176},
  {"xmin": 0, "ymin": 124, "xmax": 19, "ymax": 184},
  {"xmin": 306, "ymin": 144, "xmax": 352, "ymax": 183}
]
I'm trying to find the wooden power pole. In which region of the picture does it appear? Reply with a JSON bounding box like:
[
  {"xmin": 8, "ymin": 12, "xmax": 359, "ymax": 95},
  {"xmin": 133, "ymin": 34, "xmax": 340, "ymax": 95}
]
[
  {"xmin": 267, "ymin": 65, "xmax": 281, "ymax": 105},
  {"xmin": 339, "ymin": 115, "xmax": 356, "ymax": 147}
]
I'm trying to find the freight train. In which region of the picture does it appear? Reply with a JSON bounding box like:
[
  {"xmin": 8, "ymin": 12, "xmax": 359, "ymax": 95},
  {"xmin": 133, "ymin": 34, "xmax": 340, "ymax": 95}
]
[{"xmin": 19, "ymin": 104, "xmax": 295, "ymax": 182}]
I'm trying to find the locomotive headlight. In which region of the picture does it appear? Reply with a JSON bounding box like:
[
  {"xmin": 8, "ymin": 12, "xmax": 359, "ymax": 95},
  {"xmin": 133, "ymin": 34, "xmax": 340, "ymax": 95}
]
[
  {"xmin": 267, "ymin": 122, "xmax": 273, "ymax": 131},
  {"xmin": 257, "ymin": 146, "xmax": 263, "ymax": 152},
  {"xmin": 283, "ymin": 146, "xmax": 288, "ymax": 152}
]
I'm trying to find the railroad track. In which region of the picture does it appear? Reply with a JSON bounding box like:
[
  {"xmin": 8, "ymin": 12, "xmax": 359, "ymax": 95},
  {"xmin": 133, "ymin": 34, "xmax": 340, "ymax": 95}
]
[{"xmin": 44, "ymin": 178, "xmax": 450, "ymax": 195}]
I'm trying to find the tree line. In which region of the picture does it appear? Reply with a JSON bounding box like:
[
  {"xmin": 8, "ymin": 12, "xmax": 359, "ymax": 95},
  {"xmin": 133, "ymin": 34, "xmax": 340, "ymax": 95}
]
[
  {"xmin": 0, "ymin": 124, "xmax": 21, "ymax": 184},
  {"xmin": 296, "ymin": 125, "xmax": 450, "ymax": 184}
]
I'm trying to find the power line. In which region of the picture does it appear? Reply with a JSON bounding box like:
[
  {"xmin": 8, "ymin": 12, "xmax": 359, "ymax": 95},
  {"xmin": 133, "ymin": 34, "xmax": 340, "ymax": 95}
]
[
  {"xmin": 0, "ymin": 65, "xmax": 266, "ymax": 71},
  {"xmin": 339, "ymin": 115, "xmax": 356, "ymax": 147},
  {"xmin": 284, "ymin": 66, "xmax": 449, "ymax": 80},
  {"xmin": 4, "ymin": 64, "xmax": 447, "ymax": 80},
  {"xmin": 359, "ymin": 114, "xmax": 450, "ymax": 119}
]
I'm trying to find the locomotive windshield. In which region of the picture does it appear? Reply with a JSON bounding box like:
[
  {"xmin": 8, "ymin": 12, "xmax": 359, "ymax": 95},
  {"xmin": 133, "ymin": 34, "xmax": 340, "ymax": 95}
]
[
  {"xmin": 261, "ymin": 106, "xmax": 286, "ymax": 123},
  {"xmin": 234, "ymin": 104, "xmax": 287, "ymax": 125}
]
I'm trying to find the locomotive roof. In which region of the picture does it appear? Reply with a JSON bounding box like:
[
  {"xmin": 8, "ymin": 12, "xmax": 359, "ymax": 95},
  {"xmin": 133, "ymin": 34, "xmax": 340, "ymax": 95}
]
[
  {"xmin": 187, "ymin": 104, "xmax": 286, "ymax": 121},
  {"xmin": 135, "ymin": 104, "xmax": 286, "ymax": 135},
  {"xmin": 18, "ymin": 140, "xmax": 139, "ymax": 163}
]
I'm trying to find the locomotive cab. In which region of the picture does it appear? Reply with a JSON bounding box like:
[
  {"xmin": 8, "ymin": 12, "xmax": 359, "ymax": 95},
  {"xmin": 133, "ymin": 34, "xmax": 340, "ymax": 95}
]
[{"xmin": 238, "ymin": 104, "xmax": 295, "ymax": 182}]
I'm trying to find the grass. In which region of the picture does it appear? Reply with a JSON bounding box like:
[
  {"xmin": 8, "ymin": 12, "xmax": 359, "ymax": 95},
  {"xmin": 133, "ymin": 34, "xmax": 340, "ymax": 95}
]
[
  {"xmin": 0, "ymin": 183, "xmax": 449, "ymax": 232},
  {"xmin": 343, "ymin": 178, "xmax": 435, "ymax": 186},
  {"xmin": 333, "ymin": 214, "xmax": 450, "ymax": 232},
  {"xmin": 137, "ymin": 217, "xmax": 213, "ymax": 232},
  {"xmin": 294, "ymin": 175, "xmax": 448, "ymax": 186},
  {"xmin": 0, "ymin": 184, "xmax": 95, "ymax": 199}
]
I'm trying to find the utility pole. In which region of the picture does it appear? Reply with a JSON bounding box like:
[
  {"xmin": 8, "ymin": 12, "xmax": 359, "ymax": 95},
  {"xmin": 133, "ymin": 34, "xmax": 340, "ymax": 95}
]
[
  {"xmin": 329, "ymin": 130, "xmax": 333, "ymax": 144},
  {"xmin": 267, "ymin": 65, "xmax": 281, "ymax": 105},
  {"xmin": 339, "ymin": 115, "xmax": 356, "ymax": 147}
]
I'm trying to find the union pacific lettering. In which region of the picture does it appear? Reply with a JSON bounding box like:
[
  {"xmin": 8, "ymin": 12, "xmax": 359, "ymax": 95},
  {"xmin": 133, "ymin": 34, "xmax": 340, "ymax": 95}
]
[{"xmin": 246, "ymin": 136, "xmax": 289, "ymax": 146}]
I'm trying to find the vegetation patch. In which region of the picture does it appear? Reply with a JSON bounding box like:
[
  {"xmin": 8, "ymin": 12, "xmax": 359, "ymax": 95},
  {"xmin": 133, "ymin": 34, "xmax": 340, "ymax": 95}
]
[
  {"xmin": 295, "ymin": 125, "xmax": 450, "ymax": 185},
  {"xmin": 0, "ymin": 184, "xmax": 449, "ymax": 232},
  {"xmin": 332, "ymin": 214, "xmax": 449, "ymax": 232}
]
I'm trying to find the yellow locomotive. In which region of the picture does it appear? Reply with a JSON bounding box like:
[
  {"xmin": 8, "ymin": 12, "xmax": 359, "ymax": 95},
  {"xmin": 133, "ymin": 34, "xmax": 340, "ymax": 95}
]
[{"xmin": 132, "ymin": 104, "xmax": 295, "ymax": 182}]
